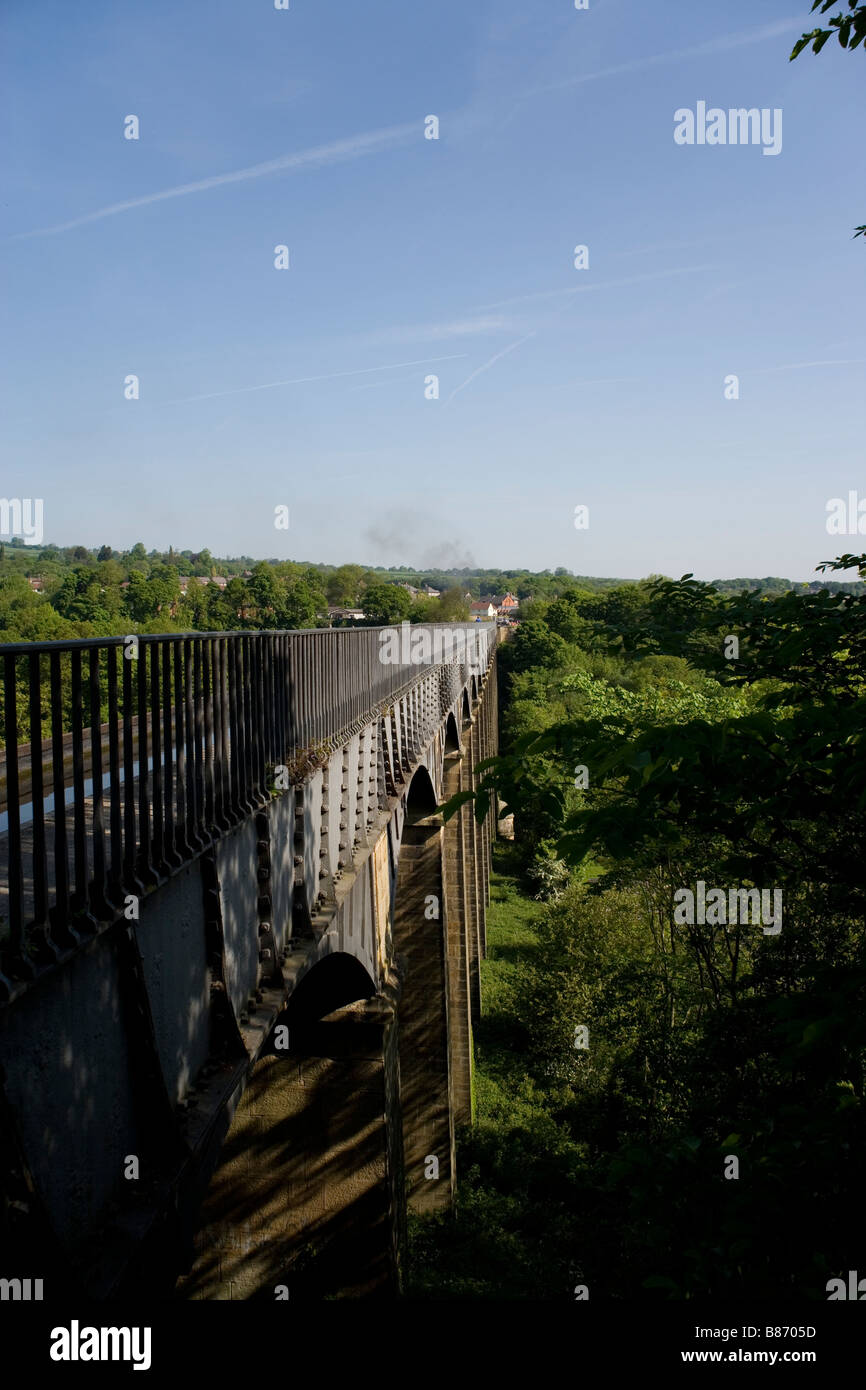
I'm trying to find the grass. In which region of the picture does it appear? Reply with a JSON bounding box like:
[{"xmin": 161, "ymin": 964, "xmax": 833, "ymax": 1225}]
[
  {"xmin": 404, "ymin": 841, "xmax": 584, "ymax": 1299},
  {"xmin": 475, "ymin": 841, "xmax": 544, "ymax": 1092}
]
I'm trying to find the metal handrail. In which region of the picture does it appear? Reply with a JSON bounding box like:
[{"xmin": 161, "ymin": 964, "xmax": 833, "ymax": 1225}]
[{"xmin": 0, "ymin": 623, "xmax": 496, "ymax": 993}]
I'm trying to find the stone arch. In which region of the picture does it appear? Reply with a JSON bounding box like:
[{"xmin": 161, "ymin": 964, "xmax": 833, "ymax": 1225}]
[
  {"xmin": 461, "ymin": 688, "xmax": 471, "ymax": 728},
  {"xmin": 444, "ymin": 711, "xmax": 460, "ymax": 754},
  {"xmin": 391, "ymin": 768, "xmax": 454, "ymax": 1213},
  {"xmin": 288, "ymin": 951, "xmax": 375, "ymax": 1024},
  {"xmin": 176, "ymin": 950, "xmax": 402, "ymax": 1300},
  {"xmin": 405, "ymin": 762, "xmax": 437, "ymax": 818}
]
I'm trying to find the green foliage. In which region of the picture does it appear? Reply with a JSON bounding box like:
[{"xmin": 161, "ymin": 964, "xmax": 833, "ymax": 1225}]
[
  {"xmin": 789, "ymin": 2, "xmax": 866, "ymax": 240},
  {"xmin": 361, "ymin": 583, "xmax": 412, "ymax": 624},
  {"xmin": 790, "ymin": 0, "xmax": 866, "ymax": 59},
  {"xmin": 326, "ymin": 563, "xmax": 366, "ymax": 607},
  {"xmin": 423, "ymin": 553, "xmax": 866, "ymax": 1298},
  {"xmin": 525, "ymin": 839, "xmax": 570, "ymax": 901},
  {"xmin": 1, "ymin": 543, "xmax": 862, "ymax": 648},
  {"xmin": 500, "ymin": 619, "xmax": 569, "ymax": 674}
]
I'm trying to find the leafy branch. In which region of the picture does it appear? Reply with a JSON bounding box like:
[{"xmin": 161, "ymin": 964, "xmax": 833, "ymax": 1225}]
[
  {"xmin": 790, "ymin": 2, "xmax": 866, "ymax": 240},
  {"xmin": 790, "ymin": 1, "xmax": 866, "ymax": 59}
]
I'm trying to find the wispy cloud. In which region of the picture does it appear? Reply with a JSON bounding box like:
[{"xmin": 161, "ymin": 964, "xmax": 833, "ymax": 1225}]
[
  {"xmin": 443, "ymin": 266, "xmax": 720, "ymax": 404},
  {"xmin": 445, "ymin": 332, "xmax": 537, "ymax": 406},
  {"xmin": 364, "ymin": 315, "xmax": 515, "ymax": 345},
  {"xmin": 350, "ymin": 376, "xmax": 426, "ymax": 392},
  {"xmin": 11, "ymin": 20, "xmax": 805, "ymax": 243},
  {"xmin": 167, "ymin": 353, "xmax": 469, "ymax": 405},
  {"xmin": 551, "ymin": 374, "xmax": 638, "ymax": 391},
  {"xmin": 529, "ymin": 19, "xmax": 804, "ymax": 98},
  {"xmin": 11, "ymin": 18, "xmax": 805, "ymax": 243},
  {"xmin": 11, "ymin": 122, "xmax": 419, "ymax": 239},
  {"xmin": 471, "ymin": 264, "xmax": 717, "ymax": 313},
  {"xmin": 609, "ymin": 237, "xmax": 723, "ymax": 260},
  {"xmin": 753, "ymin": 358, "xmax": 866, "ymax": 373}
]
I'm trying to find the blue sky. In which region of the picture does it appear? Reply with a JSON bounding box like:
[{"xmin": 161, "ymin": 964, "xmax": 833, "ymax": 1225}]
[{"xmin": 2, "ymin": 0, "xmax": 864, "ymax": 580}]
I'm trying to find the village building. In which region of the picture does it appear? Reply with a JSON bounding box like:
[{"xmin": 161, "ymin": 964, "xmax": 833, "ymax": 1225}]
[
  {"xmin": 178, "ymin": 575, "xmax": 229, "ymax": 595},
  {"xmin": 328, "ymin": 605, "xmax": 366, "ymax": 625}
]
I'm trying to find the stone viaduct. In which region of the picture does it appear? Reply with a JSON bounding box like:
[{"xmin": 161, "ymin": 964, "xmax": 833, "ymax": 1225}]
[{"xmin": 0, "ymin": 622, "xmax": 499, "ymax": 1299}]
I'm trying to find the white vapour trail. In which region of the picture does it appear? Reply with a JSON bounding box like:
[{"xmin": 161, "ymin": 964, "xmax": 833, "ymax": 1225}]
[
  {"xmin": 168, "ymin": 354, "xmax": 469, "ymax": 404},
  {"xmin": 445, "ymin": 332, "xmax": 537, "ymax": 406},
  {"xmin": 753, "ymin": 358, "xmax": 866, "ymax": 373},
  {"xmin": 11, "ymin": 122, "xmax": 419, "ymax": 239},
  {"xmin": 530, "ymin": 19, "xmax": 805, "ymax": 97},
  {"xmin": 472, "ymin": 264, "xmax": 716, "ymax": 313}
]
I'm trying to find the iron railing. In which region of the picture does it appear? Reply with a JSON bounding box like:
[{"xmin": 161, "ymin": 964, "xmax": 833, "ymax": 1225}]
[{"xmin": 0, "ymin": 623, "xmax": 496, "ymax": 994}]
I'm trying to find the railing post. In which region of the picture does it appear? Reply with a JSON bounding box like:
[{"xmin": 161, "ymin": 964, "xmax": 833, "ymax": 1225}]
[
  {"xmin": 27, "ymin": 652, "xmax": 50, "ymax": 945},
  {"xmin": 89, "ymin": 645, "xmax": 113, "ymax": 916},
  {"xmin": 2, "ymin": 652, "xmax": 31, "ymax": 982},
  {"xmin": 70, "ymin": 649, "xmax": 97, "ymax": 927}
]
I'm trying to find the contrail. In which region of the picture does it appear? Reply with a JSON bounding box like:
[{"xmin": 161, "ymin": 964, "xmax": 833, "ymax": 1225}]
[
  {"xmin": 471, "ymin": 265, "xmax": 717, "ymax": 313},
  {"xmin": 445, "ymin": 332, "xmax": 537, "ymax": 406},
  {"xmin": 10, "ymin": 121, "xmax": 419, "ymax": 239},
  {"xmin": 444, "ymin": 265, "xmax": 716, "ymax": 403},
  {"xmin": 167, "ymin": 353, "xmax": 469, "ymax": 404},
  {"xmin": 753, "ymin": 358, "xmax": 866, "ymax": 373},
  {"xmin": 530, "ymin": 19, "xmax": 804, "ymax": 97},
  {"xmin": 10, "ymin": 21, "xmax": 803, "ymax": 241}
]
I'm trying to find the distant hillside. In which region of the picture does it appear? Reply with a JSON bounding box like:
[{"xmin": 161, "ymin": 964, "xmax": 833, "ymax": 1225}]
[{"xmin": 0, "ymin": 539, "xmax": 861, "ymax": 599}]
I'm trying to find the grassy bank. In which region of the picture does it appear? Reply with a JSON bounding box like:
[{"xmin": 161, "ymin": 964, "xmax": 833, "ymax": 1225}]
[{"xmin": 405, "ymin": 842, "xmax": 585, "ymax": 1300}]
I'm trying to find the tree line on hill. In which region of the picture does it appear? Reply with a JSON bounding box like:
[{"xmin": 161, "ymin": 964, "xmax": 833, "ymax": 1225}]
[{"xmin": 0, "ymin": 538, "xmax": 860, "ymax": 646}]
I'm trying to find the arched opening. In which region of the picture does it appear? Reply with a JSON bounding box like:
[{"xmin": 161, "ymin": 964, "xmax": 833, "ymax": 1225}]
[
  {"xmin": 286, "ymin": 952, "xmax": 375, "ymax": 1026},
  {"xmin": 391, "ymin": 769, "xmax": 454, "ymax": 1214},
  {"xmin": 176, "ymin": 951, "xmax": 402, "ymax": 1300},
  {"xmin": 444, "ymin": 711, "xmax": 460, "ymax": 754},
  {"xmin": 405, "ymin": 763, "xmax": 437, "ymax": 820},
  {"xmin": 461, "ymin": 688, "xmax": 471, "ymax": 728}
]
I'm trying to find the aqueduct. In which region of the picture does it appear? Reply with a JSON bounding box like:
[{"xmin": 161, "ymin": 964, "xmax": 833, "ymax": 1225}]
[{"xmin": 0, "ymin": 622, "xmax": 498, "ymax": 1298}]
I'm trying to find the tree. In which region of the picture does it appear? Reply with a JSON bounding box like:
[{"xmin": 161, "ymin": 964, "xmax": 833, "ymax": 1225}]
[
  {"xmin": 790, "ymin": 2, "xmax": 866, "ymax": 237},
  {"xmin": 361, "ymin": 583, "xmax": 412, "ymax": 624},
  {"xmin": 790, "ymin": 0, "xmax": 866, "ymax": 57},
  {"xmin": 408, "ymin": 598, "xmax": 436, "ymax": 623},
  {"xmin": 282, "ymin": 578, "xmax": 326, "ymax": 629},
  {"xmin": 434, "ymin": 553, "xmax": 866, "ymax": 1300},
  {"xmin": 500, "ymin": 620, "xmax": 569, "ymax": 674},
  {"xmin": 52, "ymin": 566, "xmax": 120, "ymax": 626},
  {"xmin": 545, "ymin": 595, "xmax": 597, "ymax": 647},
  {"xmin": 178, "ymin": 580, "xmax": 211, "ymax": 631},
  {"xmin": 436, "ymin": 586, "xmax": 470, "ymax": 621},
  {"xmin": 248, "ymin": 562, "xmax": 280, "ymax": 627},
  {"xmin": 326, "ymin": 563, "xmax": 365, "ymax": 606}
]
